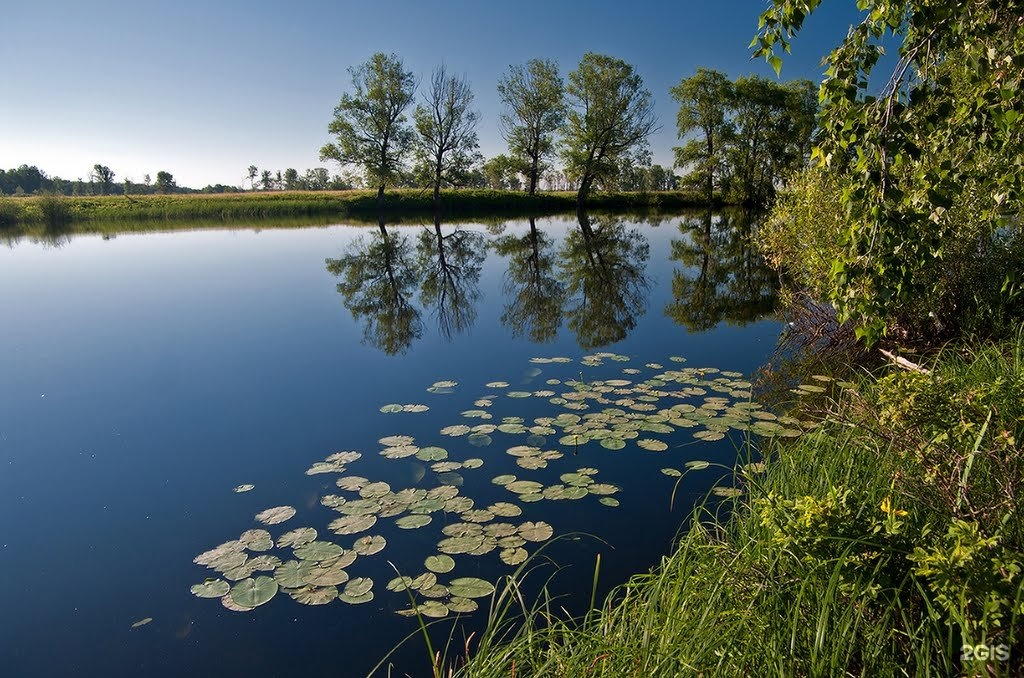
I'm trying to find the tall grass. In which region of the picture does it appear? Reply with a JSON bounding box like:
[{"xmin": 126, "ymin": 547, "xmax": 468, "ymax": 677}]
[{"xmin": 425, "ymin": 331, "xmax": 1024, "ymax": 677}]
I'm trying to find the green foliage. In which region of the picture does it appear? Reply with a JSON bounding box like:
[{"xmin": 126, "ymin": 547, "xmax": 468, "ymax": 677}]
[
  {"xmin": 154, "ymin": 171, "xmax": 176, "ymax": 194},
  {"xmin": 497, "ymin": 59, "xmax": 565, "ymax": 195},
  {"xmin": 320, "ymin": 53, "xmax": 416, "ymax": 195},
  {"xmin": 561, "ymin": 53, "xmax": 657, "ymax": 204},
  {"xmin": 754, "ymin": 1, "xmax": 1024, "ymax": 344},
  {"xmin": 413, "ymin": 66, "xmax": 481, "ymax": 202}
]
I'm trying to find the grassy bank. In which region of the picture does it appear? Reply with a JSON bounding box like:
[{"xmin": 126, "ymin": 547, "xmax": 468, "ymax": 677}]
[
  {"xmin": 443, "ymin": 332, "xmax": 1024, "ymax": 676},
  {"xmin": 0, "ymin": 189, "xmax": 713, "ymax": 227}
]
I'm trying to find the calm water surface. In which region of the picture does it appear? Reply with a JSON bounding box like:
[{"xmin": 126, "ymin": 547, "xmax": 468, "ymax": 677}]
[{"xmin": 0, "ymin": 212, "xmax": 780, "ymax": 677}]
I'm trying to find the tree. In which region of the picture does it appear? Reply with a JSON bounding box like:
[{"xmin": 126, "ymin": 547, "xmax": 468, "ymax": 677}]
[
  {"xmin": 283, "ymin": 168, "xmax": 299, "ymax": 191},
  {"xmin": 246, "ymin": 165, "xmax": 258, "ymax": 191},
  {"xmin": 754, "ymin": 0, "xmax": 1024, "ymax": 343},
  {"xmin": 415, "ymin": 216, "xmax": 486, "ymax": 339},
  {"xmin": 154, "ymin": 171, "xmax": 176, "ymax": 194},
  {"xmin": 493, "ymin": 217, "xmax": 565, "ymax": 342},
  {"xmin": 414, "ymin": 65, "xmax": 480, "ymax": 207},
  {"xmin": 320, "ymin": 52, "xmax": 416, "ymax": 208},
  {"xmin": 498, "ymin": 59, "xmax": 565, "ymax": 195},
  {"xmin": 670, "ymin": 68, "xmax": 734, "ymax": 203},
  {"xmin": 482, "ymin": 154, "xmax": 523, "ymax": 191},
  {"xmin": 92, "ymin": 165, "xmax": 115, "ymax": 195},
  {"xmin": 260, "ymin": 170, "xmax": 273, "ymax": 191},
  {"xmin": 562, "ymin": 53, "xmax": 658, "ymax": 207}
]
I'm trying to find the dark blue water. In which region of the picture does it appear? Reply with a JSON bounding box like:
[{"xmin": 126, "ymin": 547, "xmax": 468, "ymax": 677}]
[{"xmin": 0, "ymin": 212, "xmax": 780, "ymax": 677}]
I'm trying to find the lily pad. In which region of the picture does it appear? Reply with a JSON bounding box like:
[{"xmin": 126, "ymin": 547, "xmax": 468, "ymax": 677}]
[
  {"xmin": 329, "ymin": 515, "xmax": 377, "ymax": 536},
  {"xmin": 277, "ymin": 527, "xmax": 317, "ymax": 549},
  {"xmin": 378, "ymin": 435, "xmax": 415, "ymax": 447},
  {"xmin": 190, "ymin": 579, "xmax": 230, "ymax": 599},
  {"xmin": 417, "ymin": 600, "xmax": 450, "ymax": 618},
  {"xmin": 131, "ymin": 617, "xmax": 153, "ymax": 629},
  {"xmin": 500, "ymin": 548, "xmax": 528, "ymax": 566},
  {"xmin": 447, "ymin": 577, "xmax": 496, "ymax": 599},
  {"xmin": 660, "ymin": 468, "xmax": 683, "ymax": 477},
  {"xmin": 637, "ymin": 439, "xmax": 668, "ymax": 452},
  {"xmin": 488, "ymin": 502, "xmax": 522, "ymax": 517},
  {"xmin": 425, "ymin": 554, "xmax": 456, "ymax": 573},
  {"xmin": 239, "ymin": 529, "xmax": 273, "ymax": 552},
  {"xmin": 302, "ymin": 562, "xmax": 350, "ymax": 587},
  {"xmin": 272, "ymin": 561, "xmax": 308, "ymax": 588},
  {"xmin": 352, "ymin": 535, "xmax": 386, "ymax": 556},
  {"xmin": 233, "ymin": 484, "xmax": 254, "ymax": 493},
  {"xmin": 343, "ymin": 577, "xmax": 374, "ymax": 597},
  {"xmin": 294, "ymin": 541, "xmax": 344, "ymax": 562},
  {"xmin": 416, "ymin": 446, "xmax": 448, "ymax": 462},
  {"xmin": 386, "ymin": 576, "xmax": 413, "ymax": 592},
  {"xmin": 379, "ymin": 403, "xmax": 404, "ymax": 413},
  {"xmin": 230, "ymin": 576, "xmax": 278, "ymax": 608},
  {"xmin": 288, "ymin": 585, "xmax": 337, "ymax": 605},
  {"xmin": 491, "ymin": 475, "xmax": 517, "ymax": 486},
  {"xmin": 518, "ymin": 521, "xmax": 554, "ymax": 542},
  {"xmin": 600, "ymin": 438, "xmax": 626, "ymax": 450},
  {"xmin": 685, "ymin": 460, "xmax": 711, "ymax": 470},
  {"xmin": 599, "ymin": 497, "xmax": 620, "ymax": 507},
  {"xmin": 395, "ymin": 514, "xmax": 432, "ymax": 529},
  {"xmin": 446, "ymin": 597, "xmax": 478, "ymax": 613},
  {"xmin": 467, "ymin": 434, "xmax": 493, "ymax": 447},
  {"xmin": 255, "ymin": 506, "xmax": 296, "ymax": 526}
]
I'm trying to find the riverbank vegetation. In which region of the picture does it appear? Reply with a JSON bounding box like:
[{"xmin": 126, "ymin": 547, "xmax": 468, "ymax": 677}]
[
  {"xmin": 0, "ymin": 189, "xmax": 712, "ymax": 228},
  {"xmin": 413, "ymin": 1, "xmax": 1024, "ymax": 676}
]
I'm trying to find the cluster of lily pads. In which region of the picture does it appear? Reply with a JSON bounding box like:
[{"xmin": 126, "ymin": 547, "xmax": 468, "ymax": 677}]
[{"xmin": 192, "ymin": 351, "xmax": 820, "ymax": 617}]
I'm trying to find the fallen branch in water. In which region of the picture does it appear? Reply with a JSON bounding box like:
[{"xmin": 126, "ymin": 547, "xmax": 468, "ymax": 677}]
[{"xmin": 879, "ymin": 348, "xmax": 931, "ymax": 375}]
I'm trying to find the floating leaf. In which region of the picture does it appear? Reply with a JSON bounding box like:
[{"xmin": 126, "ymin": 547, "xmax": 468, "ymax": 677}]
[
  {"xmin": 467, "ymin": 434, "xmax": 492, "ymax": 447},
  {"xmin": 436, "ymin": 471, "xmax": 464, "ymax": 486},
  {"xmin": 239, "ymin": 529, "xmax": 273, "ymax": 552},
  {"xmin": 425, "ymin": 555, "xmax": 456, "ymax": 574},
  {"xmin": 338, "ymin": 590, "xmax": 374, "ymax": 605},
  {"xmin": 302, "ymin": 561, "xmax": 350, "ymax": 587},
  {"xmin": 485, "ymin": 381, "xmax": 509, "ymax": 388},
  {"xmin": 255, "ymin": 506, "xmax": 296, "ymax": 526},
  {"xmin": 190, "ymin": 580, "xmax": 229, "ymax": 599},
  {"xmin": 359, "ymin": 481, "xmax": 392, "ymax": 498},
  {"xmin": 220, "ymin": 594, "xmax": 251, "ymax": 612},
  {"xmin": 329, "ymin": 515, "xmax": 377, "ymax": 536},
  {"xmin": 378, "ymin": 435, "xmax": 414, "ymax": 447},
  {"xmin": 446, "ymin": 597, "xmax": 478, "ymax": 613},
  {"xmin": 294, "ymin": 541, "xmax": 343, "ymax": 562},
  {"xmin": 379, "ymin": 404, "xmax": 404, "ymax": 413},
  {"xmin": 685, "ymin": 460, "xmax": 711, "ymax": 470},
  {"xmin": 288, "ymin": 585, "xmax": 337, "ymax": 605},
  {"xmin": 693, "ymin": 430, "xmax": 725, "ymax": 442},
  {"xmin": 587, "ymin": 483, "xmax": 619, "ymax": 496},
  {"xmin": 600, "ymin": 438, "xmax": 626, "ymax": 450},
  {"xmin": 230, "ymin": 576, "xmax": 278, "ymax": 608},
  {"xmin": 500, "ymin": 548, "xmax": 528, "ymax": 565},
  {"xmin": 447, "ymin": 577, "xmax": 495, "ymax": 599},
  {"xmin": 712, "ymin": 487, "xmax": 743, "ymax": 498},
  {"xmin": 417, "ymin": 600, "xmax": 450, "ymax": 618},
  {"xmin": 233, "ymin": 484, "xmax": 254, "ymax": 493},
  {"xmin": 410, "ymin": 572, "xmax": 438, "ymax": 591},
  {"xmin": 353, "ymin": 535, "xmax": 386, "ymax": 556},
  {"xmin": 491, "ymin": 474, "xmax": 516, "ymax": 486},
  {"xmin": 386, "ymin": 576, "xmax": 413, "ymax": 592},
  {"xmin": 660, "ymin": 468, "xmax": 682, "ymax": 478},
  {"xmin": 598, "ymin": 497, "xmax": 620, "ymax": 507},
  {"xmin": 402, "ymin": 404, "xmax": 429, "ymax": 412},
  {"xmin": 518, "ymin": 521, "xmax": 554, "ymax": 542},
  {"xmin": 395, "ymin": 514, "xmax": 432, "ymax": 529},
  {"xmin": 440, "ymin": 425, "xmax": 471, "ymax": 436},
  {"xmin": 343, "ymin": 577, "xmax": 374, "ymax": 598},
  {"xmin": 506, "ymin": 480, "xmax": 543, "ymax": 494},
  {"xmin": 637, "ymin": 439, "xmax": 668, "ymax": 452},
  {"xmin": 462, "ymin": 458, "xmax": 484, "ymax": 469},
  {"xmin": 131, "ymin": 617, "xmax": 153, "ymax": 629},
  {"xmin": 488, "ymin": 502, "xmax": 522, "ymax": 518},
  {"xmin": 277, "ymin": 527, "xmax": 317, "ymax": 549},
  {"xmin": 273, "ymin": 561, "xmax": 308, "ymax": 588},
  {"xmin": 335, "ymin": 476, "xmax": 369, "ymax": 491}
]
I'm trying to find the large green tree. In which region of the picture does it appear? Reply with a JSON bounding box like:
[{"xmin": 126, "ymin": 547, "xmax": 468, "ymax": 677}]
[
  {"xmin": 320, "ymin": 53, "xmax": 416, "ymax": 207},
  {"xmin": 497, "ymin": 59, "xmax": 565, "ymax": 195},
  {"xmin": 754, "ymin": 1, "xmax": 1024, "ymax": 343},
  {"xmin": 562, "ymin": 53, "xmax": 658, "ymax": 207},
  {"xmin": 670, "ymin": 68, "xmax": 734, "ymax": 203},
  {"xmin": 92, "ymin": 164, "xmax": 115, "ymax": 195},
  {"xmin": 413, "ymin": 65, "xmax": 480, "ymax": 208}
]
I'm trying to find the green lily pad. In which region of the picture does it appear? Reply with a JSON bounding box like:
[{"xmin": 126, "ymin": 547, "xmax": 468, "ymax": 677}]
[
  {"xmin": 329, "ymin": 515, "xmax": 377, "ymax": 536},
  {"xmin": 440, "ymin": 425, "xmax": 471, "ymax": 436},
  {"xmin": 255, "ymin": 506, "xmax": 296, "ymax": 526},
  {"xmin": 294, "ymin": 541, "xmax": 344, "ymax": 561},
  {"xmin": 438, "ymin": 535, "xmax": 485, "ymax": 555},
  {"xmin": 415, "ymin": 446, "xmax": 448, "ymax": 462},
  {"xmin": 239, "ymin": 529, "xmax": 273, "ymax": 552},
  {"xmin": 446, "ymin": 597, "xmax": 478, "ymax": 613},
  {"xmin": 685, "ymin": 460, "xmax": 711, "ymax": 470},
  {"xmin": 485, "ymin": 381, "xmax": 509, "ymax": 388},
  {"xmin": 288, "ymin": 585, "xmax": 338, "ymax": 605},
  {"xmin": 488, "ymin": 502, "xmax": 522, "ymax": 517},
  {"xmin": 462, "ymin": 458, "xmax": 484, "ymax": 469},
  {"xmin": 436, "ymin": 471, "xmax": 464, "ymax": 486},
  {"xmin": 302, "ymin": 562, "xmax": 350, "ymax": 587},
  {"xmin": 359, "ymin": 481, "xmax": 392, "ymax": 498},
  {"xmin": 335, "ymin": 476, "xmax": 369, "ymax": 491},
  {"xmin": 230, "ymin": 576, "xmax": 278, "ymax": 608},
  {"xmin": 491, "ymin": 475, "xmax": 517, "ymax": 486},
  {"xmin": 395, "ymin": 514, "xmax": 432, "ymax": 529},
  {"xmin": 500, "ymin": 548, "xmax": 528, "ymax": 566},
  {"xmin": 417, "ymin": 600, "xmax": 450, "ymax": 618},
  {"xmin": 694, "ymin": 430, "xmax": 725, "ymax": 442},
  {"xmin": 506, "ymin": 480, "xmax": 543, "ymax": 494},
  {"xmin": 467, "ymin": 434, "xmax": 493, "ymax": 447},
  {"xmin": 410, "ymin": 572, "xmax": 438, "ymax": 591},
  {"xmin": 425, "ymin": 554, "xmax": 456, "ymax": 573},
  {"xmin": 599, "ymin": 497, "xmax": 620, "ymax": 507},
  {"xmin": 447, "ymin": 577, "xmax": 495, "ymax": 599},
  {"xmin": 343, "ymin": 577, "xmax": 374, "ymax": 597},
  {"xmin": 587, "ymin": 483, "xmax": 619, "ymax": 496},
  {"xmin": 190, "ymin": 579, "xmax": 230, "ymax": 599},
  {"xmin": 637, "ymin": 439, "xmax": 668, "ymax": 452},
  {"xmin": 600, "ymin": 438, "xmax": 626, "ymax": 450},
  {"xmin": 386, "ymin": 576, "xmax": 413, "ymax": 592},
  {"xmin": 660, "ymin": 468, "xmax": 683, "ymax": 477},
  {"xmin": 379, "ymin": 403, "xmax": 404, "ymax": 413},
  {"xmin": 273, "ymin": 561, "xmax": 308, "ymax": 588},
  {"xmin": 518, "ymin": 521, "xmax": 554, "ymax": 542},
  {"xmin": 378, "ymin": 435, "xmax": 415, "ymax": 447},
  {"xmin": 352, "ymin": 535, "xmax": 386, "ymax": 556},
  {"xmin": 277, "ymin": 527, "xmax": 317, "ymax": 549},
  {"xmin": 233, "ymin": 484, "xmax": 254, "ymax": 493}
]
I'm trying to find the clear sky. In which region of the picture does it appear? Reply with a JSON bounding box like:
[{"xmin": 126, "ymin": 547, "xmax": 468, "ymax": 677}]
[{"xmin": 0, "ymin": 0, "xmax": 867, "ymax": 188}]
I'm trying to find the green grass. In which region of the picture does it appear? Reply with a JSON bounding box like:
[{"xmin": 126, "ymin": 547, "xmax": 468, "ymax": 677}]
[
  {"xmin": 0, "ymin": 188, "xmax": 714, "ymax": 227},
  {"xmin": 419, "ymin": 331, "xmax": 1024, "ymax": 677}
]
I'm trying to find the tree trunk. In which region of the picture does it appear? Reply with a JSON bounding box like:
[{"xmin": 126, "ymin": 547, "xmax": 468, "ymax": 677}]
[
  {"xmin": 528, "ymin": 153, "xmax": 539, "ymax": 196},
  {"xmin": 377, "ymin": 184, "xmax": 385, "ymax": 210},
  {"xmin": 576, "ymin": 174, "xmax": 594, "ymax": 209}
]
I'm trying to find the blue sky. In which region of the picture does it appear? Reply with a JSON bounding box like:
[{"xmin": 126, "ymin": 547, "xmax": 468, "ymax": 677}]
[{"xmin": 0, "ymin": 0, "xmax": 866, "ymax": 188}]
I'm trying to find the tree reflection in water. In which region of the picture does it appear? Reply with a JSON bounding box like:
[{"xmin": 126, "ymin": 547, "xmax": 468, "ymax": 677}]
[
  {"xmin": 492, "ymin": 216, "xmax": 566, "ymax": 343},
  {"xmin": 415, "ymin": 213, "xmax": 487, "ymax": 340}
]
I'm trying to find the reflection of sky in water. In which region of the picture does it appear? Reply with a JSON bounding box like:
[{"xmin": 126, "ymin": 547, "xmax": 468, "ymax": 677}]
[{"xmin": 0, "ymin": 215, "xmax": 782, "ymax": 677}]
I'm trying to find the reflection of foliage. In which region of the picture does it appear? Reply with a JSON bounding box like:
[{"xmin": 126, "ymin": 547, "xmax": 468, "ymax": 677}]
[
  {"xmin": 559, "ymin": 212, "xmax": 650, "ymax": 349},
  {"xmin": 416, "ymin": 218, "xmax": 486, "ymax": 340},
  {"xmin": 664, "ymin": 209, "xmax": 778, "ymax": 332},
  {"xmin": 493, "ymin": 218, "xmax": 565, "ymax": 343},
  {"xmin": 326, "ymin": 222, "xmax": 422, "ymax": 355}
]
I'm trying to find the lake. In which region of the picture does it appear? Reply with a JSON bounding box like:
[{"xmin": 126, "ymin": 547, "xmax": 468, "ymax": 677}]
[{"xmin": 0, "ymin": 210, "xmax": 782, "ymax": 677}]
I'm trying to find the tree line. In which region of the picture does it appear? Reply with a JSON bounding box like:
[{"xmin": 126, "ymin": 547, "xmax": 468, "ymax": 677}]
[
  {"xmin": 318, "ymin": 52, "xmax": 815, "ymax": 208},
  {"xmin": 2, "ymin": 56, "xmax": 815, "ymax": 206}
]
